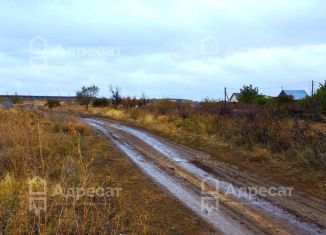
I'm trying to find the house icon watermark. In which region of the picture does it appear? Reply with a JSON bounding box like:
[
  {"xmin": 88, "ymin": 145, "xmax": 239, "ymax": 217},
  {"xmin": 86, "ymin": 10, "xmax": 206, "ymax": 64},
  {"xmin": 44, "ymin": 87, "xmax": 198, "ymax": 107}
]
[
  {"xmin": 29, "ymin": 36, "xmax": 48, "ymax": 74},
  {"xmin": 28, "ymin": 176, "xmax": 47, "ymax": 216},
  {"xmin": 201, "ymin": 36, "xmax": 220, "ymax": 55},
  {"xmin": 201, "ymin": 176, "xmax": 219, "ymax": 215},
  {"xmin": 30, "ymin": 36, "xmax": 47, "ymax": 54}
]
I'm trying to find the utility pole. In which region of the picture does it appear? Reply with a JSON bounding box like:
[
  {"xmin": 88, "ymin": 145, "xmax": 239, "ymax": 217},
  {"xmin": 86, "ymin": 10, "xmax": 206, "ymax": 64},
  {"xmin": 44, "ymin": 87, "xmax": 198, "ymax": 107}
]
[
  {"xmin": 311, "ymin": 80, "xmax": 314, "ymax": 96},
  {"xmin": 221, "ymin": 87, "xmax": 228, "ymax": 115},
  {"xmin": 224, "ymin": 87, "xmax": 227, "ymax": 102}
]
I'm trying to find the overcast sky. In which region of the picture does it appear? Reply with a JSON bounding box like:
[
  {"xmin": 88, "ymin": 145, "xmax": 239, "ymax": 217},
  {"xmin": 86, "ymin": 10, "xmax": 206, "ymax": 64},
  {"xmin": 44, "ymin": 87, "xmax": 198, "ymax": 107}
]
[{"xmin": 0, "ymin": 0, "xmax": 325, "ymax": 100}]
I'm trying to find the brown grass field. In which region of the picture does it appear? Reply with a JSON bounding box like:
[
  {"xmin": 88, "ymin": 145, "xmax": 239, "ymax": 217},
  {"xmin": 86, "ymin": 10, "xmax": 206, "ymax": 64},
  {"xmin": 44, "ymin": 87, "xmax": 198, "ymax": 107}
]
[
  {"xmin": 53, "ymin": 103, "xmax": 326, "ymax": 200},
  {"xmin": 0, "ymin": 108, "xmax": 213, "ymax": 234}
]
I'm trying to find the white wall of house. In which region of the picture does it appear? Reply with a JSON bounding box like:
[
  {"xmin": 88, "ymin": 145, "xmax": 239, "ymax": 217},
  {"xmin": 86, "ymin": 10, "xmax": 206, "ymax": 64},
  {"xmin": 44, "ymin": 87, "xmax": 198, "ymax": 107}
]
[{"xmin": 229, "ymin": 94, "xmax": 239, "ymax": 102}]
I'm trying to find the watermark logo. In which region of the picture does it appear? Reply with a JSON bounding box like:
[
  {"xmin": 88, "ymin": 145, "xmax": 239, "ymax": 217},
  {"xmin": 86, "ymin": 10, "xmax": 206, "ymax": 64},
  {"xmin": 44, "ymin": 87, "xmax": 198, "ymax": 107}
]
[
  {"xmin": 53, "ymin": 44, "xmax": 122, "ymax": 58},
  {"xmin": 224, "ymin": 184, "xmax": 294, "ymax": 200},
  {"xmin": 199, "ymin": 175, "xmax": 294, "ymax": 215},
  {"xmin": 200, "ymin": 36, "xmax": 269, "ymax": 60},
  {"xmin": 28, "ymin": 176, "xmax": 122, "ymax": 215},
  {"xmin": 28, "ymin": 176, "xmax": 47, "ymax": 216},
  {"xmin": 51, "ymin": 184, "xmax": 122, "ymax": 200},
  {"xmin": 29, "ymin": 36, "xmax": 48, "ymax": 75},
  {"xmin": 201, "ymin": 176, "xmax": 219, "ymax": 215},
  {"xmin": 201, "ymin": 36, "xmax": 220, "ymax": 55},
  {"xmin": 29, "ymin": 36, "xmax": 122, "ymax": 74}
]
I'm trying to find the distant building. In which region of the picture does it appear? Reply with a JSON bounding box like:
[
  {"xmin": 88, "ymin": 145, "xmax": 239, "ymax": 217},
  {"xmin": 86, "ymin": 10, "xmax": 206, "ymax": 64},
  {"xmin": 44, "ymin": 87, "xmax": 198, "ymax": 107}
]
[
  {"xmin": 278, "ymin": 90, "xmax": 308, "ymax": 100},
  {"xmin": 2, "ymin": 100, "xmax": 14, "ymax": 110},
  {"xmin": 229, "ymin": 93, "xmax": 240, "ymax": 102}
]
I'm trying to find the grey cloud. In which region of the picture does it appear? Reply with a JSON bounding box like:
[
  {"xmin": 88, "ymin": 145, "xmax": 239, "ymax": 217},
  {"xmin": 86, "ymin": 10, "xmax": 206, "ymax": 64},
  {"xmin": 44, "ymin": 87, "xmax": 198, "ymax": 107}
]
[{"xmin": 0, "ymin": 0, "xmax": 326, "ymax": 99}]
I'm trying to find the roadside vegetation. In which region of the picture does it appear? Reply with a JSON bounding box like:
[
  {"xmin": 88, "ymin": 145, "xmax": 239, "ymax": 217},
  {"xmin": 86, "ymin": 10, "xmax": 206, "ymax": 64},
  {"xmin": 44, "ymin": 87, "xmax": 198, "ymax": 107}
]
[
  {"xmin": 44, "ymin": 99, "xmax": 61, "ymax": 109},
  {"xmin": 0, "ymin": 108, "xmax": 212, "ymax": 234},
  {"xmin": 51, "ymin": 83, "xmax": 326, "ymax": 199}
]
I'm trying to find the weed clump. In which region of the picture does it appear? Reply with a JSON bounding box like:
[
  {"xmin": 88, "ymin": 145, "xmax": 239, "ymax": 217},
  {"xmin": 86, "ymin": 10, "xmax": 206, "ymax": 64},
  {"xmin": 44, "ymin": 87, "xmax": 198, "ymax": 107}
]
[
  {"xmin": 44, "ymin": 99, "xmax": 61, "ymax": 109},
  {"xmin": 297, "ymin": 148, "xmax": 323, "ymax": 168}
]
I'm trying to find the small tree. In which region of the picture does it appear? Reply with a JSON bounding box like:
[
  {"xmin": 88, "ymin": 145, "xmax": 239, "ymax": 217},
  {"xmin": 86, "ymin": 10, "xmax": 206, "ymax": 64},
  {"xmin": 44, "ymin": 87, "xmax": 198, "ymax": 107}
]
[
  {"xmin": 314, "ymin": 82, "xmax": 326, "ymax": 113},
  {"xmin": 139, "ymin": 92, "xmax": 149, "ymax": 107},
  {"xmin": 76, "ymin": 85, "xmax": 99, "ymax": 110},
  {"xmin": 239, "ymin": 85, "xmax": 259, "ymax": 104},
  {"xmin": 109, "ymin": 85, "xmax": 122, "ymax": 107},
  {"xmin": 253, "ymin": 95, "xmax": 276, "ymax": 106},
  {"xmin": 304, "ymin": 82, "xmax": 326, "ymax": 114},
  {"xmin": 93, "ymin": 97, "xmax": 110, "ymax": 107}
]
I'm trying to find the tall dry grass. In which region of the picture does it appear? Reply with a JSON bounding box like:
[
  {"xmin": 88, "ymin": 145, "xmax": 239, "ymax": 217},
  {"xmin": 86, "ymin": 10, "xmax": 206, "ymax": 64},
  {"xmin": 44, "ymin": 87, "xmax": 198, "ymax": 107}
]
[
  {"xmin": 65, "ymin": 102, "xmax": 325, "ymax": 198},
  {"xmin": 0, "ymin": 108, "xmax": 211, "ymax": 234},
  {"xmin": 73, "ymin": 103, "xmax": 326, "ymax": 169},
  {"xmin": 0, "ymin": 109, "xmax": 102, "ymax": 233}
]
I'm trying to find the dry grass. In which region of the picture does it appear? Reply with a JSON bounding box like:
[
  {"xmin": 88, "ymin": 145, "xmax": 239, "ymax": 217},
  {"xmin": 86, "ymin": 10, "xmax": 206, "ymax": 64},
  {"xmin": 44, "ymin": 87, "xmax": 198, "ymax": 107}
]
[
  {"xmin": 0, "ymin": 108, "xmax": 213, "ymax": 234},
  {"xmin": 54, "ymin": 104, "xmax": 326, "ymax": 199}
]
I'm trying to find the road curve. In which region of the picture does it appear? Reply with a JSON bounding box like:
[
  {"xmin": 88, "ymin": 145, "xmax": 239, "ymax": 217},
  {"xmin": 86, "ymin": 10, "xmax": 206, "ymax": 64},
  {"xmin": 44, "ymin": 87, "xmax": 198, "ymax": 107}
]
[{"xmin": 84, "ymin": 118, "xmax": 326, "ymax": 235}]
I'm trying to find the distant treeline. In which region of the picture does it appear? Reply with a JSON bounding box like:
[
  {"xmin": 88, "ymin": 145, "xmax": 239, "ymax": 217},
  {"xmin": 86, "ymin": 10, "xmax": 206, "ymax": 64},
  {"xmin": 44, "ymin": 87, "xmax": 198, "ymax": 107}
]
[{"xmin": 0, "ymin": 95, "xmax": 75, "ymax": 100}]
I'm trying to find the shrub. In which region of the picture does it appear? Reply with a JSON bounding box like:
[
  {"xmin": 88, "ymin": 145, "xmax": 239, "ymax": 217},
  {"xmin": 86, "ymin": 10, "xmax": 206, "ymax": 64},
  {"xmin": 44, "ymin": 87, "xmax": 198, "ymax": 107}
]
[
  {"xmin": 297, "ymin": 147, "xmax": 320, "ymax": 168},
  {"xmin": 175, "ymin": 101, "xmax": 194, "ymax": 119},
  {"xmin": 198, "ymin": 98, "xmax": 222, "ymax": 114},
  {"xmin": 253, "ymin": 95, "xmax": 276, "ymax": 106},
  {"xmin": 109, "ymin": 85, "xmax": 122, "ymax": 106},
  {"xmin": 277, "ymin": 94, "xmax": 294, "ymax": 104},
  {"xmin": 303, "ymin": 82, "xmax": 326, "ymax": 114},
  {"xmin": 315, "ymin": 82, "xmax": 326, "ymax": 114},
  {"xmin": 150, "ymin": 99, "xmax": 177, "ymax": 115},
  {"xmin": 92, "ymin": 97, "xmax": 109, "ymax": 107},
  {"xmin": 121, "ymin": 97, "xmax": 138, "ymax": 108},
  {"xmin": 76, "ymin": 85, "xmax": 99, "ymax": 110},
  {"xmin": 44, "ymin": 99, "xmax": 61, "ymax": 109},
  {"xmin": 139, "ymin": 92, "xmax": 150, "ymax": 107},
  {"xmin": 239, "ymin": 85, "xmax": 259, "ymax": 104}
]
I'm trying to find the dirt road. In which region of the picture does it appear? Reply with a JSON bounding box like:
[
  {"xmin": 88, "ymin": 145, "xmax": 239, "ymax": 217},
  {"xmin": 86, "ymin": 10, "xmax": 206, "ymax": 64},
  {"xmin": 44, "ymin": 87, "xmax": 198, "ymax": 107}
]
[{"xmin": 85, "ymin": 118, "xmax": 326, "ymax": 235}]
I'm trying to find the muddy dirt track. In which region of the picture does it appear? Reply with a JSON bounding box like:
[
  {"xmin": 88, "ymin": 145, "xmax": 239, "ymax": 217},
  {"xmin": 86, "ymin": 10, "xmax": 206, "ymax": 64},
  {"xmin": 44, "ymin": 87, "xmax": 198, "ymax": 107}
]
[{"xmin": 85, "ymin": 118, "xmax": 326, "ymax": 235}]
